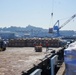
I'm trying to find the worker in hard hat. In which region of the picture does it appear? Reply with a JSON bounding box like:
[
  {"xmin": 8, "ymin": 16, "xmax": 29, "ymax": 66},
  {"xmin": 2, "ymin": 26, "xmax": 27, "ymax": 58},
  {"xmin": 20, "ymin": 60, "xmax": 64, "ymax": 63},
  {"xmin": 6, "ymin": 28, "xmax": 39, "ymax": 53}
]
[{"xmin": 46, "ymin": 41, "xmax": 49, "ymax": 52}]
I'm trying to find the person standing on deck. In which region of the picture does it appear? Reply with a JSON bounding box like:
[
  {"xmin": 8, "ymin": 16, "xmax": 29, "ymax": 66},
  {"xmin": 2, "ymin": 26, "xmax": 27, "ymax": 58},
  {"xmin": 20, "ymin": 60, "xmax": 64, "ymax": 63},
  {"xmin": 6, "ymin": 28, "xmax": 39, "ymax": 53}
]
[{"xmin": 46, "ymin": 40, "xmax": 49, "ymax": 52}]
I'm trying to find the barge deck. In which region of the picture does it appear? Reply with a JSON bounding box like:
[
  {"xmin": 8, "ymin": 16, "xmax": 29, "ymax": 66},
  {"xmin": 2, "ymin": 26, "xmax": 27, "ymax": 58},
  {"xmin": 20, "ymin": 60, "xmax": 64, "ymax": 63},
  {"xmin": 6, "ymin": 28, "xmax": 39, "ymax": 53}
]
[{"xmin": 0, "ymin": 47, "xmax": 64, "ymax": 75}]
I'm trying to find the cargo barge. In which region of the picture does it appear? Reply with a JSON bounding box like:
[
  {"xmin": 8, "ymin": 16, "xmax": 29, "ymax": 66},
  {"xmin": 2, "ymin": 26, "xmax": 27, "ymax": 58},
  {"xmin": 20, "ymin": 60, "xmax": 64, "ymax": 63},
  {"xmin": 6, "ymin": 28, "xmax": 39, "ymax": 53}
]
[{"xmin": 0, "ymin": 46, "xmax": 65, "ymax": 75}]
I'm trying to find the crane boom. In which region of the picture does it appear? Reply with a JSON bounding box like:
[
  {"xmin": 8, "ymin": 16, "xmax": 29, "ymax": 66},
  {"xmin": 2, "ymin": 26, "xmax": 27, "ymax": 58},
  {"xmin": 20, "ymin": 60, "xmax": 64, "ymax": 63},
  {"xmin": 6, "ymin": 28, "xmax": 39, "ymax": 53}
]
[{"xmin": 59, "ymin": 14, "xmax": 76, "ymax": 29}]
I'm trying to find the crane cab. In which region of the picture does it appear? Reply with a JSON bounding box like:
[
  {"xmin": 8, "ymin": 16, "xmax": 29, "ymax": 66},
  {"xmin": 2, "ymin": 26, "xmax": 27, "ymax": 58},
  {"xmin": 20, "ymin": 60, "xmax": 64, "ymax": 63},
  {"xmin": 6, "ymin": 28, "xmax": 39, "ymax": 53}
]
[
  {"xmin": 49, "ymin": 28, "xmax": 53, "ymax": 33},
  {"xmin": 53, "ymin": 26, "xmax": 59, "ymax": 30}
]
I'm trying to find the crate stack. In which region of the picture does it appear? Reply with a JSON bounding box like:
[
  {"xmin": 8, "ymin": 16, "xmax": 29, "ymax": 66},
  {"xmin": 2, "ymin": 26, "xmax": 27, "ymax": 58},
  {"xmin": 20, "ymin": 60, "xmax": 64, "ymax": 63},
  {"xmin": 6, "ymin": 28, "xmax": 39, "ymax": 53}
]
[
  {"xmin": 49, "ymin": 38, "xmax": 60, "ymax": 47},
  {"xmin": 8, "ymin": 39, "xmax": 26, "ymax": 47},
  {"xmin": 8, "ymin": 38, "xmax": 61, "ymax": 47},
  {"xmin": 26, "ymin": 39, "xmax": 34, "ymax": 47},
  {"xmin": 8, "ymin": 39, "xmax": 14, "ymax": 47}
]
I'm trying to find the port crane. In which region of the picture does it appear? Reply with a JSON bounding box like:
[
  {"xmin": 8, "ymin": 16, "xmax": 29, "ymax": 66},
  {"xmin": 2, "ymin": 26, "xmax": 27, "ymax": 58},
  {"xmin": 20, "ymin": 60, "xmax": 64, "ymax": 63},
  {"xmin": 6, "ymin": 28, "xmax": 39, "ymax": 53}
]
[{"xmin": 49, "ymin": 14, "xmax": 76, "ymax": 37}]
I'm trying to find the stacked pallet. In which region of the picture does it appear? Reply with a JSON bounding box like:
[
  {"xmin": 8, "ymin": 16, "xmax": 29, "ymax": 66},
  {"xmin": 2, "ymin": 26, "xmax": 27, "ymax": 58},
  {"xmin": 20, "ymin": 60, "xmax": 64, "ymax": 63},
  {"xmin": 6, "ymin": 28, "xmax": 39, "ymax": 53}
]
[
  {"xmin": 8, "ymin": 39, "xmax": 27, "ymax": 47},
  {"xmin": 7, "ymin": 38, "xmax": 61, "ymax": 47},
  {"xmin": 49, "ymin": 38, "xmax": 60, "ymax": 47},
  {"xmin": 35, "ymin": 46, "xmax": 42, "ymax": 52}
]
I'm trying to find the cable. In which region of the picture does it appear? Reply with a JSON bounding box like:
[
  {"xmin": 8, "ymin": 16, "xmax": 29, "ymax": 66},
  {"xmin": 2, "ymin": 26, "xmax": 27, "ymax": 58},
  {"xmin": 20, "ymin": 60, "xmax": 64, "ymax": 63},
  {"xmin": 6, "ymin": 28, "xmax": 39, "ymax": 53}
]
[
  {"xmin": 59, "ymin": 16, "xmax": 71, "ymax": 21},
  {"xmin": 49, "ymin": 0, "xmax": 54, "ymax": 28},
  {"xmin": 51, "ymin": 0, "xmax": 54, "ymax": 26},
  {"xmin": 52, "ymin": 0, "xmax": 54, "ymax": 13}
]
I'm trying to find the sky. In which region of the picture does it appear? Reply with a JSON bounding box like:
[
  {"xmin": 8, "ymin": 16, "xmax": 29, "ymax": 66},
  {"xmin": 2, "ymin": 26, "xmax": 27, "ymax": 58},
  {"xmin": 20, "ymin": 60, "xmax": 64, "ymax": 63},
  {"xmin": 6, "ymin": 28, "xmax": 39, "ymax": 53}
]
[{"xmin": 0, "ymin": 0, "xmax": 76, "ymax": 30}]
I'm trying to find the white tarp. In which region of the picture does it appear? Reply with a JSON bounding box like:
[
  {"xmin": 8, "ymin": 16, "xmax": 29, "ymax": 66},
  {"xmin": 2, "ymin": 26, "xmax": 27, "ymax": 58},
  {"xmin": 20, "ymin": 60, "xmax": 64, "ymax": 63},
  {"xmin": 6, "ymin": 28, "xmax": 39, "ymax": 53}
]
[{"xmin": 64, "ymin": 41, "xmax": 76, "ymax": 75}]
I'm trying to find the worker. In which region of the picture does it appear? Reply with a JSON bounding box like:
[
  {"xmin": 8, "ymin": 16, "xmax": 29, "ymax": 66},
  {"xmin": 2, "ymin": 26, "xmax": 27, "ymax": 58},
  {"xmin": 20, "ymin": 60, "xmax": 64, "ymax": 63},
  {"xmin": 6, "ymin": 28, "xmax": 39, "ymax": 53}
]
[
  {"xmin": 39, "ymin": 42, "xmax": 42, "ymax": 46},
  {"xmin": 46, "ymin": 41, "xmax": 49, "ymax": 52},
  {"xmin": 34, "ymin": 41, "xmax": 36, "ymax": 47}
]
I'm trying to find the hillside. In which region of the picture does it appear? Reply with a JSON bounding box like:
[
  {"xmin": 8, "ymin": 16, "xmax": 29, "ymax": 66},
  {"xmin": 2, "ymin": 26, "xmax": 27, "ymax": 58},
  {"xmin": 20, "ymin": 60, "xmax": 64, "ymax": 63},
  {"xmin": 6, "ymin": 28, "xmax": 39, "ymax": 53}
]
[{"xmin": 0, "ymin": 25, "xmax": 76, "ymax": 38}]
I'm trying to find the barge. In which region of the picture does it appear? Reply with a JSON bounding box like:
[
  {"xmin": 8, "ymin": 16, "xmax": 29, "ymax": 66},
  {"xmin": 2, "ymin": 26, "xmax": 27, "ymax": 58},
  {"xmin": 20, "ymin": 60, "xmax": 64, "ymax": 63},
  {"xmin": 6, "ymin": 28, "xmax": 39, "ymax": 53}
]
[{"xmin": 0, "ymin": 47, "xmax": 64, "ymax": 75}]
